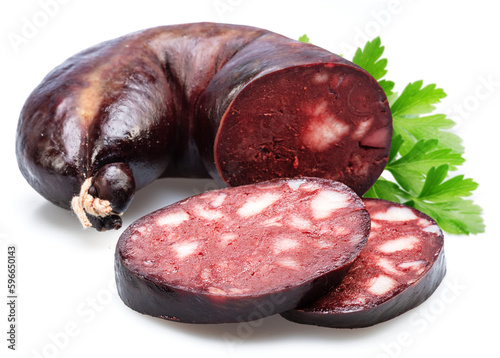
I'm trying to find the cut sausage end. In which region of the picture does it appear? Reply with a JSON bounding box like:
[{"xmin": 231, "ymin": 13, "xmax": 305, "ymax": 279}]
[
  {"xmin": 281, "ymin": 199, "xmax": 446, "ymax": 328},
  {"xmin": 17, "ymin": 23, "xmax": 393, "ymax": 231},
  {"xmin": 214, "ymin": 64, "xmax": 392, "ymax": 196},
  {"xmin": 115, "ymin": 177, "xmax": 370, "ymax": 323}
]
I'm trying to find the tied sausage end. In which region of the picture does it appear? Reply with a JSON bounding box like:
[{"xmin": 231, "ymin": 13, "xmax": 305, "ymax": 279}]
[{"xmin": 71, "ymin": 177, "xmax": 116, "ymax": 230}]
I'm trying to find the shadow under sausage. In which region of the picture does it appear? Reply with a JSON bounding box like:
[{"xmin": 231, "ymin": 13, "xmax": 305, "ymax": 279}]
[
  {"xmin": 34, "ymin": 200, "xmax": 119, "ymax": 248},
  {"xmin": 111, "ymin": 177, "xmax": 400, "ymax": 342},
  {"xmin": 35, "ymin": 201, "xmax": 78, "ymax": 231},
  {"xmin": 33, "ymin": 178, "xmax": 405, "ymax": 342},
  {"xmin": 140, "ymin": 310, "xmax": 395, "ymax": 344},
  {"xmin": 33, "ymin": 177, "xmax": 221, "ymax": 242}
]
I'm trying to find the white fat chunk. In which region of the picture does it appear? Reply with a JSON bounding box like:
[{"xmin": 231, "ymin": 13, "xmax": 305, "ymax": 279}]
[
  {"xmin": 172, "ymin": 241, "xmax": 199, "ymax": 260},
  {"xmin": 361, "ymin": 127, "xmax": 390, "ymax": 148},
  {"xmin": 157, "ymin": 211, "xmax": 190, "ymax": 227},
  {"xmin": 193, "ymin": 205, "xmax": 224, "ymax": 220},
  {"xmin": 315, "ymin": 240, "xmax": 332, "ymax": 249},
  {"xmin": 201, "ymin": 268, "xmax": 211, "ymax": 281},
  {"xmin": 313, "ymin": 72, "xmax": 329, "ymax": 84},
  {"xmin": 367, "ymin": 275, "xmax": 398, "ymax": 295},
  {"xmin": 418, "ymin": 219, "xmax": 430, "ymax": 226},
  {"xmin": 207, "ymin": 287, "xmax": 226, "ymax": 295},
  {"xmin": 299, "ymin": 182, "xmax": 321, "ymax": 191},
  {"xmin": 334, "ymin": 226, "xmax": 350, "ymax": 236},
  {"xmin": 303, "ymin": 102, "xmax": 350, "ymax": 152},
  {"xmin": 377, "ymin": 257, "xmax": 400, "ymax": 275},
  {"xmin": 210, "ymin": 193, "xmax": 227, "ymax": 208},
  {"xmin": 273, "ymin": 238, "xmax": 299, "ymax": 253},
  {"xmin": 399, "ymin": 260, "xmax": 426, "ymax": 270},
  {"xmin": 352, "ymin": 117, "xmax": 374, "ymax": 139},
  {"xmin": 237, "ymin": 192, "xmax": 281, "ymax": 218},
  {"xmin": 422, "ymin": 225, "xmax": 442, "ymax": 235},
  {"xmin": 288, "ymin": 216, "xmax": 312, "ymax": 230},
  {"xmin": 304, "ymin": 117, "xmax": 349, "ymax": 151},
  {"xmin": 263, "ymin": 216, "xmax": 283, "ymax": 227},
  {"xmin": 311, "ymin": 190, "xmax": 351, "ymax": 219},
  {"xmin": 287, "ymin": 179, "xmax": 307, "ymax": 191},
  {"xmin": 372, "ymin": 207, "xmax": 418, "ymax": 221},
  {"xmin": 379, "ymin": 236, "xmax": 419, "ymax": 253},
  {"xmin": 220, "ymin": 233, "xmax": 237, "ymax": 246},
  {"xmin": 229, "ymin": 288, "xmax": 248, "ymax": 295},
  {"xmin": 278, "ymin": 258, "xmax": 299, "ymax": 270}
]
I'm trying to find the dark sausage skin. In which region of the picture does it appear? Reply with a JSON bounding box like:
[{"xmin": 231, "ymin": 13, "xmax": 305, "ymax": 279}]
[
  {"xmin": 16, "ymin": 23, "xmax": 392, "ymax": 230},
  {"xmin": 115, "ymin": 178, "xmax": 370, "ymax": 323},
  {"xmin": 281, "ymin": 199, "xmax": 446, "ymax": 328}
]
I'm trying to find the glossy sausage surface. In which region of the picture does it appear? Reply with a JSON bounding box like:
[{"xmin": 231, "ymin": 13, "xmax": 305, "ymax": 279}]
[{"xmin": 16, "ymin": 23, "xmax": 392, "ymax": 230}]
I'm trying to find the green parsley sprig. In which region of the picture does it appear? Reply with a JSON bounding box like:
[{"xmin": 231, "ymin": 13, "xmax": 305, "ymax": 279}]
[
  {"xmin": 298, "ymin": 34, "xmax": 311, "ymax": 43},
  {"xmin": 300, "ymin": 35, "xmax": 484, "ymax": 235},
  {"xmin": 354, "ymin": 37, "xmax": 484, "ymax": 235}
]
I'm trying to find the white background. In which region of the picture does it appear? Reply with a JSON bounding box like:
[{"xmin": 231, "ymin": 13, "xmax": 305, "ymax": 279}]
[{"xmin": 1, "ymin": 1, "xmax": 498, "ymax": 357}]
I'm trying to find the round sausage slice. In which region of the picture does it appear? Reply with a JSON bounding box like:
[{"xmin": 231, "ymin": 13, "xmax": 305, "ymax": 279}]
[
  {"xmin": 115, "ymin": 178, "xmax": 370, "ymax": 323},
  {"xmin": 281, "ymin": 198, "xmax": 446, "ymax": 328}
]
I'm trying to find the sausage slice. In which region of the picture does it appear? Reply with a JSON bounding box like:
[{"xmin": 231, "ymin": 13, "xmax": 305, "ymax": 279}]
[
  {"xmin": 115, "ymin": 178, "xmax": 370, "ymax": 323},
  {"xmin": 281, "ymin": 198, "xmax": 446, "ymax": 328}
]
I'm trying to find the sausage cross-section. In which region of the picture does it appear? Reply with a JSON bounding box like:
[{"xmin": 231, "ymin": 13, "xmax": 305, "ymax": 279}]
[
  {"xmin": 115, "ymin": 178, "xmax": 370, "ymax": 323},
  {"xmin": 16, "ymin": 22, "xmax": 392, "ymax": 230},
  {"xmin": 281, "ymin": 199, "xmax": 446, "ymax": 328}
]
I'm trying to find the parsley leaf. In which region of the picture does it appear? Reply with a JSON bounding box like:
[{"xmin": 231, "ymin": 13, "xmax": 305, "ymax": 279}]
[
  {"xmin": 413, "ymin": 164, "xmax": 484, "ymax": 234},
  {"xmin": 386, "ymin": 139, "xmax": 465, "ymax": 193},
  {"xmin": 415, "ymin": 199, "xmax": 484, "ymax": 236},
  {"xmin": 394, "ymin": 114, "xmax": 464, "ymax": 155},
  {"xmin": 351, "ymin": 37, "xmax": 484, "ymax": 235},
  {"xmin": 352, "ymin": 37, "xmax": 387, "ymax": 81},
  {"xmin": 298, "ymin": 34, "xmax": 310, "ymax": 43},
  {"xmin": 390, "ymin": 81, "xmax": 446, "ymax": 117},
  {"xmin": 390, "ymin": 80, "xmax": 464, "ymax": 155},
  {"xmin": 418, "ymin": 165, "xmax": 479, "ymax": 201},
  {"xmin": 364, "ymin": 178, "xmax": 408, "ymax": 203},
  {"xmin": 352, "ymin": 38, "xmax": 395, "ymax": 99}
]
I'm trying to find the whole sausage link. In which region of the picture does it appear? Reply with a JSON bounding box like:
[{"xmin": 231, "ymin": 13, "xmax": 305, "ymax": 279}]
[{"xmin": 16, "ymin": 23, "xmax": 392, "ymax": 230}]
